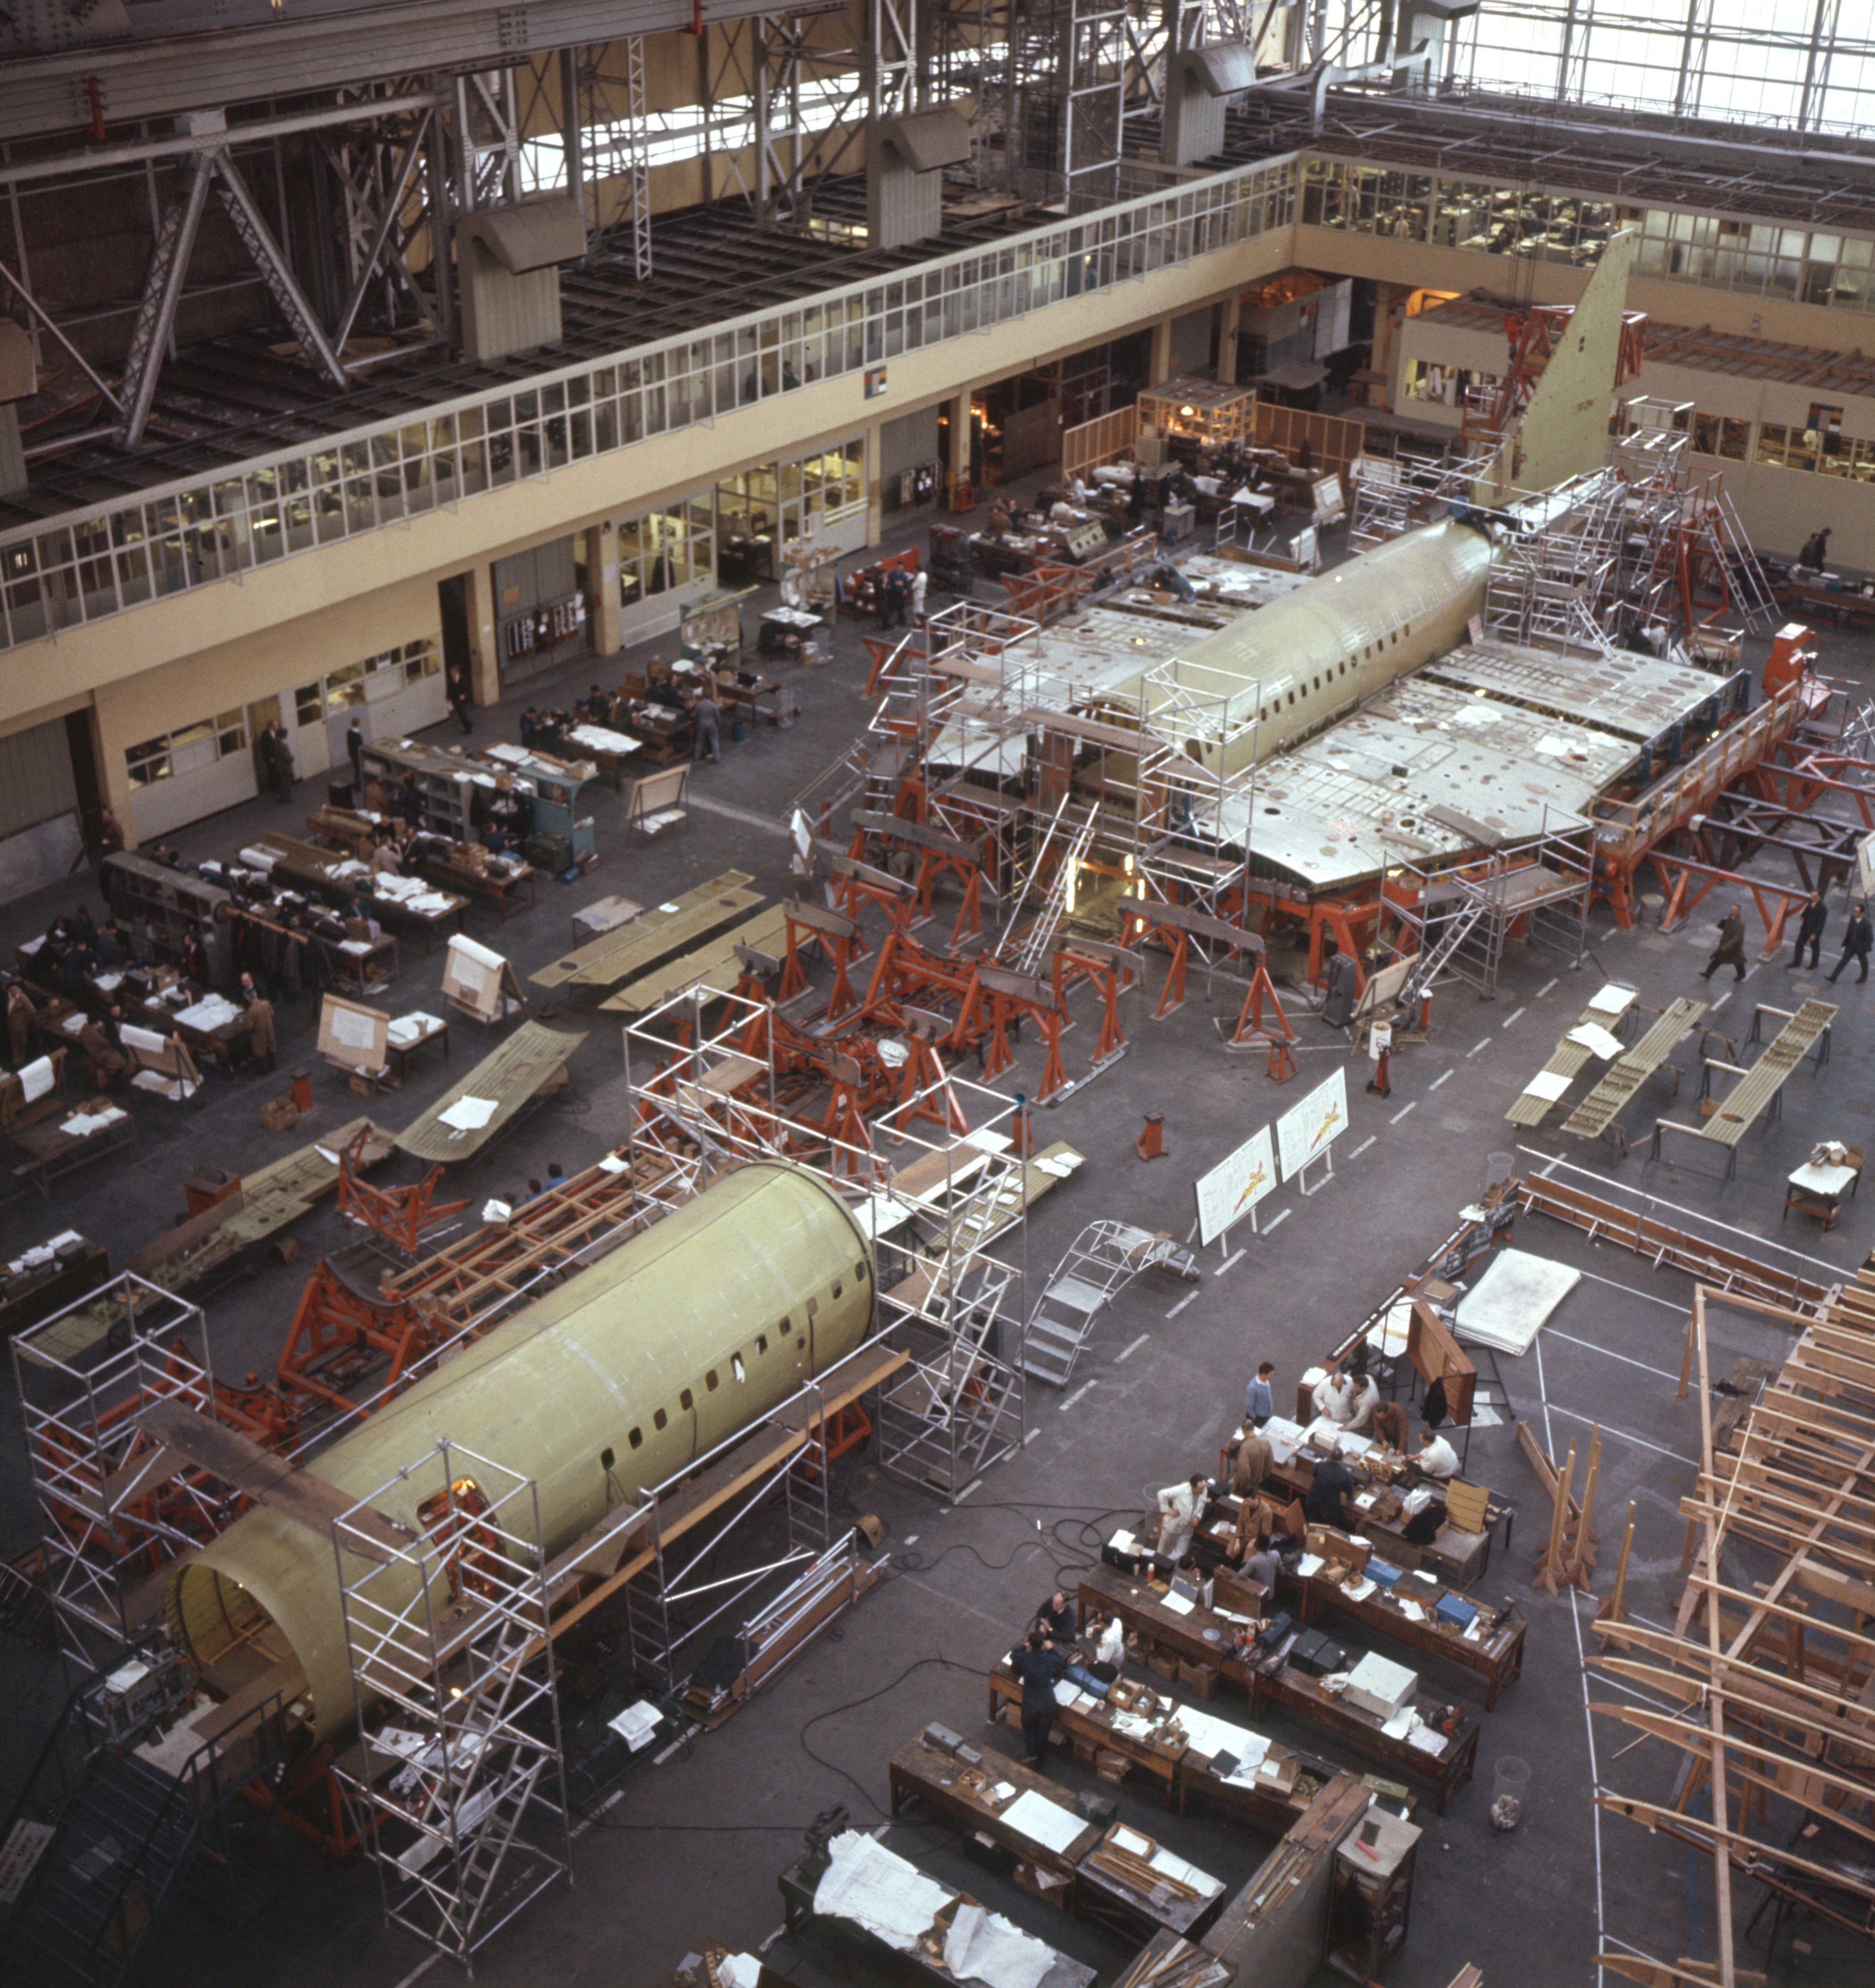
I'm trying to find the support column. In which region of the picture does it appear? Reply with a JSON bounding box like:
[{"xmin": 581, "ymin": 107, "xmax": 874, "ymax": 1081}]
[
  {"xmin": 945, "ymin": 389, "xmax": 970, "ymax": 507},
  {"xmin": 1217, "ymin": 293, "xmax": 1241, "ymax": 386},
  {"xmin": 1370, "ymin": 282, "xmax": 1401, "ymax": 412},
  {"xmin": 461, "ymin": 561, "xmax": 501, "ymax": 706},
  {"xmin": 1148, "ymin": 315, "xmax": 1173, "ymax": 388},
  {"xmin": 590, "ymin": 520, "xmax": 621, "ymax": 655},
  {"xmin": 90, "ymin": 693, "xmax": 138, "ymax": 852},
  {"xmin": 864, "ymin": 421, "xmax": 884, "ymax": 547}
]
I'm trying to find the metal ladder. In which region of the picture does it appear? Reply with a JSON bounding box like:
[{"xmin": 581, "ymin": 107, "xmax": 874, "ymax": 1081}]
[
  {"xmin": 1010, "ymin": 809, "xmax": 1099, "ymax": 975},
  {"xmin": 1020, "ymin": 1221, "xmax": 1200, "ymax": 1386}
]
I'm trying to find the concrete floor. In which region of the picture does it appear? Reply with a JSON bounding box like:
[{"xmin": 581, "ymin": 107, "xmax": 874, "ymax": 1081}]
[{"xmin": 3, "ymin": 486, "xmax": 1873, "ymax": 1988}]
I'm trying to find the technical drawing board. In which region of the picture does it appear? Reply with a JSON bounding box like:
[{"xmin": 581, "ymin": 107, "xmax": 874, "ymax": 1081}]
[{"xmin": 1194, "ymin": 1123, "xmax": 1278, "ymax": 1245}]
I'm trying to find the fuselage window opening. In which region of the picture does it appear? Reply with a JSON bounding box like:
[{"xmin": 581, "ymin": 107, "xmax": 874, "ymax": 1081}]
[
  {"xmin": 756, "ymin": 1334, "xmax": 769, "ymax": 1354},
  {"xmin": 705, "ymin": 1370, "xmax": 719, "ymax": 1392},
  {"xmin": 731, "ymin": 1354, "xmax": 746, "ymax": 1382},
  {"xmin": 831, "ymin": 1279, "xmax": 843, "ymax": 1300},
  {"xmin": 680, "ymin": 1387, "xmax": 695, "ymax": 1410},
  {"xmin": 629, "ymin": 1427, "xmax": 643, "ymax": 1449},
  {"xmin": 653, "ymin": 1407, "xmax": 668, "ymax": 1431}
]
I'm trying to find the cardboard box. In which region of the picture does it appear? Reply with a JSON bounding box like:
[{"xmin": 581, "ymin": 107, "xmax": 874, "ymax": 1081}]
[
  {"xmin": 260, "ymin": 1096, "xmax": 299, "ymax": 1132},
  {"xmin": 1177, "ymin": 1661, "xmax": 1216, "ymax": 1700},
  {"xmin": 1151, "ymin": 1727, "xmax": 1187, "ymax": 1759},
  {"xmin": 1345, "ymin": 1652, "xmax": 1418, "ymax": 1722},
  {"xmin": 1146, "ymin": 1651, "xmax": 1180, "ymax": 1682},
  {"xmin": 1094, "ymin": 1749, "xmax": 1130, "ymax": 1784},
  {"xmin": 1012, "ymin": 1861, "xmax": 1072, "ymax": 1906}
]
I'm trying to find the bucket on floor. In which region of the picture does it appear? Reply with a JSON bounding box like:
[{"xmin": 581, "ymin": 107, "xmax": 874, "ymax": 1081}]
[
  {"xmin": 1491, "ymin": 1755, "xmax": 1530, "ymax": 1831},
  {"xmin": 1639, "ymin": 891, "xmax": 1665, "ymax": 927}
]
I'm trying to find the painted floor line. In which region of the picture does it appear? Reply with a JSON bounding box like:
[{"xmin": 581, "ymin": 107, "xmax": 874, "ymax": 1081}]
[
  {"xmin": 1263, "ymin": 1208, "xmax": 1292, "ymax": 1233},
  {"xmin": 1214, "ymin": 1247, "xmax": 1246, "ymax": 1276},
  {"xmin": 1544, "ymin": 1326, "xmax": 1686, "ymax": 1385},
  {"xmin": 1115, "ymin": 1331, "xmax": 1152, "ymax": 1361},
  {"xmin": 953, "ymin": 1476, "xmax": 983, "ymax": 1501},
  {"xmin": 1548, "ymin": 1401, "xmax": 1698, "ymax": 1468},
  {"xmin": 392, "ymin": 1955, "xmax": 440, "ymax": 1988},
  {"xmin": 1391, "ymin": 1101, "xmax": 1416, "ymax": 1123},
  {"xmin": 1537, "ymin": 977, "xmax": 1559, "ymax": 998},
  {"xmin": 1466, "ymin": 1037, "xmax": 1492, "ymax": 1057},
  {"xmin": 1500, "ymin": 1006, "xmax": 1527, "ymax": 1029},
  {"xmin": 1059, "ymin": 1381, "xmax": 1097, "ymax": 1413},
  {"xmin": 1429, "ymin": 1069, "xmax": 1454, "ymax": 1091},
  {"xmin": 1166, "ymin": 1292, "xmax": 1199, "ymax": 1319},
  {"xmin": 1349, "ymin": 1135, "xmax": 1377, "ymax": 1158}
]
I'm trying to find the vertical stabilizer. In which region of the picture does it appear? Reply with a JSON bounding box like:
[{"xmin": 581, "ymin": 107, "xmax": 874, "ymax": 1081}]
[{"xmin": 1474, "ymin": 228, "xmax": 1636, "ymax": 505}]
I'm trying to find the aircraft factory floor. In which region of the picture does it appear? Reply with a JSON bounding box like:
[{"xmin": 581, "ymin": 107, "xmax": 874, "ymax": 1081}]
[{"xmin": 1, "ymin": 481, "xmax": 1870, "ymax": 1988}]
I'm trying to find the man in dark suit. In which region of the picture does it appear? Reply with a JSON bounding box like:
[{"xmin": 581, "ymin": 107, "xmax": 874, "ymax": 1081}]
[
  {"xmin": 1789, "ymin": 892, "xmax": 1828, "ymax": 969},
  {"xmin": 1829, "ymin": 904, "xmax": 1872, "ymax": 984}
]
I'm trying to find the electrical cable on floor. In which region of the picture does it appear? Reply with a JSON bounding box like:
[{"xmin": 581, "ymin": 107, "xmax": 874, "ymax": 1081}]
[{"xmin": 796, "ymin": 1653, "xmax": 979, "ymax": 1816}]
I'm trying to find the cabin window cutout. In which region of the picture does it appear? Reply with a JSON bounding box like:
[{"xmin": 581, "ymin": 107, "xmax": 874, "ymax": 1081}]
[
  {"xmin": 731, "ymin": 1354, "xmax": 746, "ymax": 1382},
  {"xmin": 654, "ymin": 1407, "xmax": 668, "ymax": 1430},
  {"xmin": 705, "ymin": 1370, "xmax": 719, "ymax": 1392},
  {"xmin": 855, "ymin": 1260, "xmax": 868, "ymax": 1282},
  {"xmin": 832, "ymin": 1279, "xmax": 843, "ymax": 1299},
  {"xmin": 680, "ymin": 1387, "xmax": 695, "ymax": 1410},
  {"xmin": 629, "ymin": 1427, "xmax": 643, "ymax": 1449},
  {"xmin": 757, "ymin": 1334, "xmax": 769, "ymax": 1354}
]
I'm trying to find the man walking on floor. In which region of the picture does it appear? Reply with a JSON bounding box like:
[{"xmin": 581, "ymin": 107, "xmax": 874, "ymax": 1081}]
[
  {"xmin": 1701, "ymin": 902, "xmax": 1746, "ymax": 981},
  {"xmin": 1829, "ymin": 903, "xmax": 1872, "ymax": 984},
  {"xmin": 1789, "ymin": 892, "xmax": 1828, "ymax": 969}
]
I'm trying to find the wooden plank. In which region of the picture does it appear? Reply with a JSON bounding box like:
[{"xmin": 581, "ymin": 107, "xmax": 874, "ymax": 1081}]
[
  {"xmin": 598, "ymin": 907, "xmax": 789, "ymax": 1013},
  {"xmin": 530, "ymin": 869, "xmax": 755, "ymax": 988},
  {"xmin": 396, "ymin": 1023, "xmax": 587, "ymax": 1162},
  {"xmin": 1503, "ymin": 1000, "xmax": 1611, "ymax": 1127},
  {"xmin": 1563, "ymin": 997, "xmax": 1706, "ymax": 1138}
]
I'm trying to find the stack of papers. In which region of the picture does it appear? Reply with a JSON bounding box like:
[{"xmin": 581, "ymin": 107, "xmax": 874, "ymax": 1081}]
[
  {"xmin": 606, "ymin": 1701, "xmax": 663, "ymax": 1751},
  {"xmin": 386, "ymin": 1012, "xmax": 441, "ymax": 1046},
  {"xmin": 61, "ymin": 1106, "xmax": 127, "ymax": 1138},
  {"xmin": 6, "ymin": 1230, "xmax": 83, "ymax": 1276}
]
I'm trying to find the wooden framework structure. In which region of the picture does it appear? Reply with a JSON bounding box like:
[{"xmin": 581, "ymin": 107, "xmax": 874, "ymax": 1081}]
[{"xmin": 1591, "ymin": 1281, "xmax": 1875, "ymax": 1979}]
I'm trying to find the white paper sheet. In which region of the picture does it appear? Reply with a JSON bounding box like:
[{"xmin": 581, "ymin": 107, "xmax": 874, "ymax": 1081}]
[
  {"xmin": 119, "ymin": 1024, "xmax": 166, "ymax": 1055},
  {"xmin": 437, "ymin": 1094, "xmax": 498, "ymax": 1131},
  {"xmin": 606, "ymin": 1701, "xmax": 663, "ymax": 1751},
  {"xmin": 173, "ymin": 994, "xmax": 244, "ymax": 1031},
  {"xmin": 1160, "ymin": 1589, "xmax": 1195, "ymax": 1616},
  {"xmin": 597, "ymin": 1153, "xmax": 630, "ymax": 1175},
  {"xmin": 813, "ymin": 1832, "xmax": 950, "ymax": 1952},
  {"xmin": 329, "ymin": 1006, "xmax": 378, "ymax": 1051},
  {"xmin": 998, "ymin": 1789, "xmax": 1087, "ymax": 1856},
  {"xmin": 17, "ymin": 1056, "xmax": 53, "ymax": 1103},
  {"xmin": 1566, "ymin": 1022, "xmax": 1626, "ymax": 1060},
  {"xmin": 449, "ymin": 934, "xmax": 506, "ymax": 972},
  {"xmin": 61, "ymin": 1107, "xmax": 126, "ymax": 1137},
  {"xmin": 1521, "ymin": 1069, "xmax": 1571, "ymax": 1102},
  {"xmin": 1588, "ymin": 982, "xmax": 1637, "ymax": 1015},
  {"xmin": 386, "ymin": 1012, "xmax": 441, "ymax": 1046}
]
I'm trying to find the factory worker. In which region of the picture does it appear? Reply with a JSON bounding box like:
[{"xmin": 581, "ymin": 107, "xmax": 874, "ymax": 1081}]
[
  {"xmin": 1415, "ymin": 1425, "xmax": 1460, "ymax": 1480},
  {"xmin": 1344, "ymin": 1371, "xmax": 1381, "ymax": 1433},
  {"xmin": 1311, "ymin": 1369, "xmax": 1357, "ymax": 1425},
  {"xmin": 1061, "ymin": 1614, "xmax": 1126, "ymax": 1696},
  {"xmin": 1244, "ymin": 1360, "xmax": 1276, "ymax": 1425},
  {"xmin": 1228, "ymin": 1422, "xmax": 1272, "ymax": 1497},
  {"xmin": 1155, "ymin": 1473, "xmax": 1208, "ymax": 1561}
]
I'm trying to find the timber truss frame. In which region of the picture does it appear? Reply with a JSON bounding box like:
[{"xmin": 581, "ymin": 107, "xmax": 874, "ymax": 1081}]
[{"xmin": 1591, "ymin": 1280, "xmax": 1875, "ymax": 1980}]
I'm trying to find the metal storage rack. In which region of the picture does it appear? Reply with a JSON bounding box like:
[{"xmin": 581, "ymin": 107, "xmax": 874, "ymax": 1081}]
[{"xmin": 100, "ymin": 852, "xmax": 232, "ymax": 981}]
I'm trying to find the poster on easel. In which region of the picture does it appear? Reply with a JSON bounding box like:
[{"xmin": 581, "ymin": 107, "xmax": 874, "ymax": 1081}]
[
  {"xmin": 1194, "ymin": 1124, "xmax": 1278, "ymax": 1247},
  {"xmin": 441, "ymin": 933, "xmax": 525, "ymax": 1024},
  {"xmin": 1275, "ymin": 1067, "xmax": 1348, "ymax": 1193}
]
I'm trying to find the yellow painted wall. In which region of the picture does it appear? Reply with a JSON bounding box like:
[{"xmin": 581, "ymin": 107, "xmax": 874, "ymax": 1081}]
[{"xmin": 25, "ymin": 225, "xmax": 1289, "ymax": 843}]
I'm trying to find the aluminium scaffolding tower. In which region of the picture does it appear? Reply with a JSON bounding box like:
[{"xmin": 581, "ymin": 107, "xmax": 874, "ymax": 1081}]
[{"xmin": 333, "ymin": 1440, "xmax": 572, "ymax": 1976}]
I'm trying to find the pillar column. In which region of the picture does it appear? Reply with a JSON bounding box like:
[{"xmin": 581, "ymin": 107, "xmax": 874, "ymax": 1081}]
[
  {"xmin": 1217, "ymin": 294, "xmax": 1242, "ymax": 386},
  {"xmin": 1369, "ymin": 282, "xmax": 1401, "ymax": 413},
  {"xmin": 590, "ymin": 520, "xmax": 621, "ymax": 656},
  {"xmin": 1148, "ymin": 315, "xmax": 1173, "ymax": 388},
  {"xmin": 462, "ymin": 561, "xmax": 501, "ymax": 707},
  {"xmin": 863, "ymin": 421, "xmax": 884, "ymax": 547},
  {"xmin": 945, "ymin": 389, "xmax": 971, "ymax": 507},
  {"xmin": 90, "ymin": 694, "xmax": 137, "ymax": 852}
]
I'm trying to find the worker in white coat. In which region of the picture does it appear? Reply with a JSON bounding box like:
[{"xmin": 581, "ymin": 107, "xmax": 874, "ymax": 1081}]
[{"xmin": 1155, "ymin": 1473, "xmax": 1208, "ymax": 1560}]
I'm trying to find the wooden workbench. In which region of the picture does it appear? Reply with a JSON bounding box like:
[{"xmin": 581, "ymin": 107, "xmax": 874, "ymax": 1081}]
[
  {"xmin": 986, "ymin": 1663, "xmax": 1181, "ymax": 1806},
  {"xmin": 598, "ymin": 906, "xmax": 789, "ymax": 1014},
  {"xmin": 1286, "ymin": 1567, "xmax": 1526, "ymax": 1709},
  {"xmin": 1243, "ymin": 1646, "xmax": 1478, "ymax": 1814},
  {"xmin": 887, "ymin": 1731, "xmax": 1100, "ymax": 1880}
]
